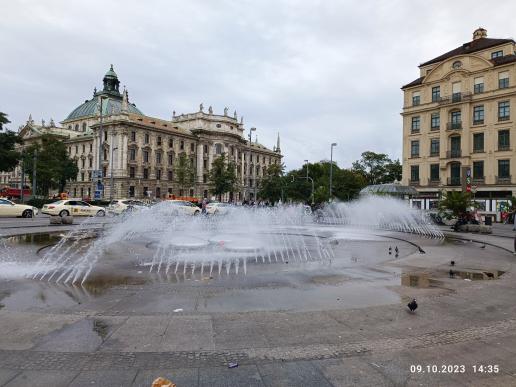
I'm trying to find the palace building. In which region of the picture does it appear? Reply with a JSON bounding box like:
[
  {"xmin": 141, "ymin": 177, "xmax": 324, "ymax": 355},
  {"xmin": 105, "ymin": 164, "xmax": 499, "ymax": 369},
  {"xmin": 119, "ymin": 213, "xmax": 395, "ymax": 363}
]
[
  {"xmin": 401, "ymin": 28, "xmax": 516, "ymax": 216},
  {"xmin": 8, "ymin": 65, "xmax": 282, "ymax": 201}
]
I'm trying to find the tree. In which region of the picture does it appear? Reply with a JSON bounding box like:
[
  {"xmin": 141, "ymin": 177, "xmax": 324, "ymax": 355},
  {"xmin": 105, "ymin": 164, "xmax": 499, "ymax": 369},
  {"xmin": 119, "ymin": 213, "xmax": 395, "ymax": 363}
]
[
  {"xmin": 0, "ymin": 112, "xmax": 22, "ymax": 172},
  {"xmin": 175, "ymin": 152, "xmax": 195, "ymax": 194},
  {"xmin": 352, "ymin": 151, "xmax": 401, "ymax": 185},
  {"xmin": 22, "ymin": 134, "xmax": 79, "ymax": 196},
  {"xmin": 208, "ymin": 153, "xmax": 238, "ymax": 201},
  {"xmin": 258, "ymin": 163, "xmax": 284, "ymax": 204},
  {"xmin": 438, "ymin": 191, "xmax": 475, "ymax": 218}
]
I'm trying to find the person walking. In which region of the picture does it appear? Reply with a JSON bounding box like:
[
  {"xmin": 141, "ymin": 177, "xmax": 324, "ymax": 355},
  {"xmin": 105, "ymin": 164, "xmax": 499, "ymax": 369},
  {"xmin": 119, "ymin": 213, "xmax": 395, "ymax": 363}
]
[{"xmin": 201, "ymin": 198, "xmax": 208, "ymax": 215}]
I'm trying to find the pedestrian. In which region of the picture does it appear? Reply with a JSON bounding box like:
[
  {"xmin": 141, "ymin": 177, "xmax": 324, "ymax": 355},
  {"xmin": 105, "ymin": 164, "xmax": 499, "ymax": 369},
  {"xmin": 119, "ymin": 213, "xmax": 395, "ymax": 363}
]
[
  {"xmin": 201, "ymin": 197, "xmax": 208, "ymax": 215},
  {"xmin": 512, "ymin": 209, "xmax": 516, "ymax": 231}
]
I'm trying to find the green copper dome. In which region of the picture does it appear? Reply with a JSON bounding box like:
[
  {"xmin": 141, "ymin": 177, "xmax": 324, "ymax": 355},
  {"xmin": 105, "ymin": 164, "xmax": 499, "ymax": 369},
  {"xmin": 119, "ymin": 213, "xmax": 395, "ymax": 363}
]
[
  {"xmin": 64, "ymin": 97, "xmax": 143, "ymax": 122},
  {"xmin": 63, "ymin": 65, "xmax": 144, "ymax": 122}
]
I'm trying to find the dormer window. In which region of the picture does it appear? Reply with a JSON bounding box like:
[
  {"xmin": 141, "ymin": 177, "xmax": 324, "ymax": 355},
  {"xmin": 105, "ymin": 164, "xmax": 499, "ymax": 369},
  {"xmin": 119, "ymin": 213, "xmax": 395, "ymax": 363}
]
[{"xmin": 491, "ymin": 50, "xmax": 503, "ymax": 59}]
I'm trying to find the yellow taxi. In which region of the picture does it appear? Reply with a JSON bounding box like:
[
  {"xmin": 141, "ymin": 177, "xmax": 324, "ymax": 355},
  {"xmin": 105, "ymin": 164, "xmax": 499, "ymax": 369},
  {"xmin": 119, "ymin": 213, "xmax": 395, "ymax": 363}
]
[{"xmin": 42, "ymin": 200, "xmax": 106, "ymax": 217}]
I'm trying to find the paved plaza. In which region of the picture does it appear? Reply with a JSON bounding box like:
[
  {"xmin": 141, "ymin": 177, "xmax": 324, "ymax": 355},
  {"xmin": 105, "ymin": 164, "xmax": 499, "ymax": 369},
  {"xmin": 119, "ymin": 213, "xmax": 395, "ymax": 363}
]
[{"xmin": 1, "ymin": 216, "xmax": 516, "ymax": 386}]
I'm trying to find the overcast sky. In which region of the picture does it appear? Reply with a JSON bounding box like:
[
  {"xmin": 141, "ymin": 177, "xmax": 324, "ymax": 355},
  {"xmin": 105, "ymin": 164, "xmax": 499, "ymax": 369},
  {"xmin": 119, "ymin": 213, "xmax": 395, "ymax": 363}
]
[{"xmin": 1, "ymin": 1, "xmax": 515, "ymax": 170}]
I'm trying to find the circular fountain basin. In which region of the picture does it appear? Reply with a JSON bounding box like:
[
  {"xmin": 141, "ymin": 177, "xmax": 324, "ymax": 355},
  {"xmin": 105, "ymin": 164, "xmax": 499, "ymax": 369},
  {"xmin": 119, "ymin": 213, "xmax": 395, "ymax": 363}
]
[{"xmin": 165, "ymin": 236, "xmax": 210, "ymax": 249}]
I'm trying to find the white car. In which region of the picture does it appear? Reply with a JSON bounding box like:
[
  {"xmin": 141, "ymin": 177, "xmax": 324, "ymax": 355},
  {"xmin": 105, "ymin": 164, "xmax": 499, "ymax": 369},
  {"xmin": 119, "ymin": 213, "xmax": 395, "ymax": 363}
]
[
  {"xmin": 0, "ymin": 198, "xmax": 39, "ymax": 218},
  {"xmin": 108, "ymin": 199, "xmax": 148, "ymax": 215},
  {"xmin": 42, "ymin": 200, "xmax": 106, "ymax": 217},
  {"xmin": 206, "ymin": 202, "xmax": 232, "ymax": 215},
  {"xmin": 162, "ymin": 200, "xmax": 201, "ymax": 216}
]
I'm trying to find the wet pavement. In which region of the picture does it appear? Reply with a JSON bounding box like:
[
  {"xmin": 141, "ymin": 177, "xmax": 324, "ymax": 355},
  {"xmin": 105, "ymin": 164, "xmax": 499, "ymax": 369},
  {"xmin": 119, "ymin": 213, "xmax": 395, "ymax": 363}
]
[{"xmin": 0, "ymin": 220, "xmax": 516, "ymax": 386}]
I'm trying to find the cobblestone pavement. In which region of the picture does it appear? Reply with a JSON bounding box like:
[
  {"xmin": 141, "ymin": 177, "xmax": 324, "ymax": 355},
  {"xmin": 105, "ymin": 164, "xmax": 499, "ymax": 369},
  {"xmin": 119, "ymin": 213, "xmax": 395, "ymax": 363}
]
[{"xmin": 1, "ymin": 225, "xmax": 516, "ymax": 386}]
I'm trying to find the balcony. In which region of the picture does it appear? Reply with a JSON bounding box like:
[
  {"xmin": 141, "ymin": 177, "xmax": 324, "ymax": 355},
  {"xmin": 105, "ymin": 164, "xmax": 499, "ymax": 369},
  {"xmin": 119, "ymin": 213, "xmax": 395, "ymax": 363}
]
[
  {"xmin": 429, "ymin": 151, "xmax": 439, "ymax": 157},
  {"xmin": 473, "ymin": 119, "xmax": 484, "ymax": 125},
  {"xmin": 496, "ymin": 176, "xmax": 512, "ymax": 184},
  {"xmin": 411, "ymin": 129, "xmax": 420, "ymax": 134},
  {"xmin": 447, "ymin": 177, "xmax": 461, "ymax": 186},
  {"xmin": 428, "ymin": 178, "xmax": 440, "ymax": 186},
  {"xmin": 409, "ymin": 179, "xmax": 420, "ymax": 186},
  {"xmin": 498, "ymin": 145, "xmax": 511, "ymax": 151},
  {"xmin": 438, "ymin": 92, "xmax": 472, "ymax": 105},
  {"xmin": 446, "ymin": 150, "xmax": 462, "ymax": 158},
  {"xmin": 472, "ymin": 177, "xmax": 485, "ymax": 184},
  {"xmin": 446, "ymin": 121, "xmax": 462, "ymax": 130}
]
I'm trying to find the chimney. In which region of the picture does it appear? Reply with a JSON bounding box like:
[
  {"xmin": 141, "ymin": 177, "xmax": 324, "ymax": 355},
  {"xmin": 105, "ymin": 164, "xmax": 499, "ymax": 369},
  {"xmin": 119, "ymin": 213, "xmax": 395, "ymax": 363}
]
[{"xmin": 473, "ymin": 27, "xmax": 487, "ymax": 40}]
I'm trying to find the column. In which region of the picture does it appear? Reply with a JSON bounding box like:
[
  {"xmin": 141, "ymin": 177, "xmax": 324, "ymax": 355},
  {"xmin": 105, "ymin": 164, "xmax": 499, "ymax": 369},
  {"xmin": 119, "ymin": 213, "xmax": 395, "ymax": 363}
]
[
  {"xmin": 197, "ymin": 143, "xmax": 203, "ymax": 183},
  {"xmin": 208, "ymin": 144, "xmax": 213, "ymax": 171},
  {"xmin": 240, "ymin": 150, "xmax": 244, "ymax": 184}
]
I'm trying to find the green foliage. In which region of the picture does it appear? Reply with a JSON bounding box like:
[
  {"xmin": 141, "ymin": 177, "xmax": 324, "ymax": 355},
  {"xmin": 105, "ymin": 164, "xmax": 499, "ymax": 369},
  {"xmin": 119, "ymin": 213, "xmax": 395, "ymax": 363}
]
[
  {"xmin": 26, "ymin": 198, "xmax": 59, "ymax": 209},
  {"xmin": 438, "ymin": 190, "xmax": 475, "ymax": 218},
  {"xmin": 352, "ymin": 151, "xmax": 401, "ymax": 185},
  {"xmin": 0, "ymin": 112, "xmax": 23, "ymax": 172},
  {"xmin": 285, "ymin": 161, "xmax": 366, "ymax": 204},
  {"xmin": 175, "ymin": 152, "xmax": 195, "ymax": 191},
  {"xmin": 258, "ymin": 163, "xmax": 284, "ymax": 204},
  {"xmin": 208, "ymin": 153, "xmax": 239, "ymax": 200},
  {"xmin": 22, "ymin": 134, "xmax": 79, "ymax": 196}
]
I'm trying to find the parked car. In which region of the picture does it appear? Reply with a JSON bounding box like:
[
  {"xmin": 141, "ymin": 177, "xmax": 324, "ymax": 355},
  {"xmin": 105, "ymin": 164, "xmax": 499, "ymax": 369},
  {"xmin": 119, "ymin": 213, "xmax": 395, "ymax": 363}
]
[
  {"xmin": 0, "ymin": 198, "xmax": 38, "ymax": 218},
  {"xmin": 108, "ymin": 199, "xmax": 148, "ymax": 215},
  {"xmin": 162, "ymin": 200, "xmax": 201, "ymax": 216},
  {"xmin": 42, "ymin": 200, "xmax": 106, "ymax": 217},
  {"xmin": 206, "ymin": 202, "xmax": 232, "ymax": 215}
]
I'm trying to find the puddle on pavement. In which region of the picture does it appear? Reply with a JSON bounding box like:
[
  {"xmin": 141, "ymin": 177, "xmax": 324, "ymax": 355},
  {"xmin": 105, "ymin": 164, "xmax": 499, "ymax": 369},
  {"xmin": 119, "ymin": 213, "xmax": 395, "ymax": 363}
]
[{"xmin": 402, "ymin": 269, "xmax": 505, "ymax": 289}]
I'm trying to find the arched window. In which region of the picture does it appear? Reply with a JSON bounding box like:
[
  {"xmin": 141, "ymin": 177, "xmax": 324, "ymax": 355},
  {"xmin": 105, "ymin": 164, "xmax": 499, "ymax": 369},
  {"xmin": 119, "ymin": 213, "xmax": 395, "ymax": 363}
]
[
  {"xmin": 74, "ymin": 124, "xmax": 79, "ymax": 131},
  {"xmin": 82, "ymin": 123, "xmax": 87, "ymax": 132},
  {"xmin": 215, "ymin": 143, "xmax": 223, "ymax": 154}
]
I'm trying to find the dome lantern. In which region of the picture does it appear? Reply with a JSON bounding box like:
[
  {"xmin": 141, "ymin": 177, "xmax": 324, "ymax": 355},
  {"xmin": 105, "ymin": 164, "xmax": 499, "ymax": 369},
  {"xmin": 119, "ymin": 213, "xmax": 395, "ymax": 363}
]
[{"xmin": 102, "ymin": 64, "xmax": 121, "ymax": 96}]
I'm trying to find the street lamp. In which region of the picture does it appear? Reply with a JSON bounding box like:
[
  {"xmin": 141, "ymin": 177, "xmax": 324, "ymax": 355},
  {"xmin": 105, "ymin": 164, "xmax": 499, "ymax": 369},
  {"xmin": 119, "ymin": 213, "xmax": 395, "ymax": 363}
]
[
  {"xmin": 304, "ymin": 159, "xmax": 309, "ymax": 179},
  {"xmin": 109, "ymin": 146, "xmax": 118, "ymax": 201},
  {"xmin": 329, "ymin": 143, "xmax": 337, "ymax": 202},
  {"xmin": 96, "ymin": 96, "xmax": 108, "ymax": 200},
  {"xmin": 247, "ymin": 127, "xmax": 256, "ymax": 202}
]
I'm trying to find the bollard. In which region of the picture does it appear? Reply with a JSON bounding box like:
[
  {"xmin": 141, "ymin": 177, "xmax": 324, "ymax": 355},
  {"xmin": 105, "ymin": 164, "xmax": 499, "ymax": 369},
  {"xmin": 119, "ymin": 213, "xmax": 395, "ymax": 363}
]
[
  {"xmin": 61, "ymin": 215, "xmax": 74, "ymax": 225},
  {"xmin": 49, "ymin": 216, "xmax": 62, "ymax": 225}
]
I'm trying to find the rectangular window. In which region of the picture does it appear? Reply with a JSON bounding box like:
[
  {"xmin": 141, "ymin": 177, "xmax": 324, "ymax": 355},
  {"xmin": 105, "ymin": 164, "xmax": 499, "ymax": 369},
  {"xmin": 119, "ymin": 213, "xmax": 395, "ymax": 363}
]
[
  {"xmin": 143, "ymin": 168, "xmax": 149, "ymax": 179},
  {"xmin": 203, "ymin": 159, "xmax": 207, "ymax": 168},
  {"xmin": 473, "ymin": 161, "xmax": 484, "ymax": 179},
  {"xmin": 168, "ymin": 138, "xmax": 173, "ymax": 148},
  {"xmin": 410, "ymin": 165, "xmax": 419, "ymax": 181},
  {"xmin": 498, "ymin": 159, "xmax": 510, "ymax": 178},
  {"xmin": 82, "ymin": 145, "xmax": 85, "ymax": 153},
  {"xmin": 204, "ymin": 145, "xmax": 208, "ymax": 153},
  {"xmin": 474, "ymin": 77, "xmax": 484, "ymax": 94},
  {"xmin": 168, "ymin": 154, "xmax": 173, "ymax": 165},
  {"xmin": 104, "ymin": 131, "xmax": 108, "ymax": 141},
  {"xmin": 498, "ymin": 101, "xmax": 510, "ymax": 121},
  {"xmin": 473, "ymin": 105, "xmax": 484, "ymax": 125},
  {"xmin": 430, "ymin": 164, "xmax": 439, "ymax": 181},
  {"xmin": 167, "ymin": 170, "xmax": 173, "ymax": 180},
  {"xmin": 129, "ymin": 186, "xmax": 135, "ymax": 197},
  {"xmin": 157, "ymin": 136, "xmax": 162, "ymax": 146},
  {"xmin": 89, "ymin": 158, "xmax": 92, "ymax": 167},
  {"xmin": 411, "ymin": 116, "xmax": 420, "ymax": 132},
  {"xmin": 81, "ymin": 159, "xmax": 85, "ymax": 168},
  {"xmin": 203, "ymin": 174, "xmax": 207, "ymax": 183},
  {"xmin": 491, "ymin": 50, "xmax": 503, "ymax": 59},
  {"xmin": 473, "ymin": 133, "xmax": 484, "ymax": 152},
  {"xmin": 431, "ymin": 86, "xmax": 440, "ymax": 102},
  {"xmin": 450, "ymin": 110, "xmax": 461, "ymax": 129},
  {"xmin": 81, "ymin": 172, "xmax": 84, "ymax": 181},
  {"xmin": 412, "ymin": 91, "xmax": 420, "ymax": 106},
  {"xmin": 430, "ymin": 113, "xmax": 440, "ymax": 130},
  {"xmin": 129, "ymin": 166, "xmax": 135, "ymax": 178},
  {"xmin": 129, "ymin": 148, "xmax": 136, "ymax": 161},
  {"xmin": 90, "ymin": 144, "xmax": 92, "ymax": 152},
  {"xmin": 411, "ymin": 140, "xmax": 420, "ymax": 157},
  {"xmin": 498, "ymin": 130, "xmax": 510, "ymax": 150},
  {"xmin": 143, "ymin": 150, "xmax": 149, "ymax": 163},
  {"xmin": 499, "ymin": 71, "xmax": 509, "ymax": 89},
  {"xmin": 452, "ymin": 82, "xmax": 461, "ymax": 102},
  {"xmin": 144, "ymin": 133, "xmax": 149, "ymax": 144},
  {"xmin": 430, "ymin": 139, "xmax": 439, "ymax": 156},
  {"xmin": 131, "ymin": 131, "xmax": 136, "ymax": 142},
  {"xmin": 190, "ymin": 143, "xmax": 194, "ymax": 152},
  {"xmin": 156, "ymin": 152, "xmax": 162, "ymax": 164},
  {"xmin": 156, "ymin": 169, "xmax": 161, "ymax": 180},
  {"xmin": 180, "ymin": 140, "xmax": 184, "ymax": 150}
]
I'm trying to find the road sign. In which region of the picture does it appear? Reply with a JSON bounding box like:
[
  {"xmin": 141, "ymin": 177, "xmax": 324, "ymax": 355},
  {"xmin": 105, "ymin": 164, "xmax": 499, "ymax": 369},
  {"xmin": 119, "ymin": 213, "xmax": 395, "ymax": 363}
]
[
  {"xmin": 96, "ymin": 182, "xmax": 104, "ymax": 191},
  {"xmin": 92, "ymin": 170, "xmax": 103, "ymax": 179},
  {"xmin": 94, "ymin": 190, "xmax": 102, "ymax": 199}
]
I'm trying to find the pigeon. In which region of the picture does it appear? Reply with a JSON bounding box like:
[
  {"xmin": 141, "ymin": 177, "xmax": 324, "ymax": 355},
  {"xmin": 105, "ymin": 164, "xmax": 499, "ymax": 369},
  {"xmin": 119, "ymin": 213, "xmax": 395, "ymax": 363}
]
[
  {"xmin": 395, "ymin": 246, "xmax": 399, "ymax": 254},
  {"xmin": 450, "ymin": 260, "xmax": 455, "ymax": 266},
  {"xmin": 388, "ymin": 246, "xmax": 392, "ymax": 255},
  {"xmin": 480, "ymin": 244, "xmax": 486, "ymax": 249},
  {"xmin": 449, "ymin": 269, "xmax": 455, "ymax": 278},
  {"xmin": 407, "ymin": 299, "xmax": 418, "ymax": 312}
]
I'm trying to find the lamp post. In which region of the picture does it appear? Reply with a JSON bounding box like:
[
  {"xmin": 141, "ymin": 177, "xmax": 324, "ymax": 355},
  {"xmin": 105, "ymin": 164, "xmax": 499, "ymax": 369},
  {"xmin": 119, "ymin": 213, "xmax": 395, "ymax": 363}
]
[
  {"xmin": 304, "ymin": 159, "xmax": 309, "ymax": 179},
  {"xmin": 109, "ymin": 146, "xmax": 118, "ymax": 201},
  {"xmin": 329, "ymin": 143, "xmax": 337, "ymax": 202},
  {"xmin": 247, "ymin": 127, "xmax": 256, "ymax": 202},
  {"xmin": 96, "ymin": 96, "xmax": 107, "ymax": 200},
  {"xmin": 32, "ymin": 149, "xmax": 37, "ymax": 200}
]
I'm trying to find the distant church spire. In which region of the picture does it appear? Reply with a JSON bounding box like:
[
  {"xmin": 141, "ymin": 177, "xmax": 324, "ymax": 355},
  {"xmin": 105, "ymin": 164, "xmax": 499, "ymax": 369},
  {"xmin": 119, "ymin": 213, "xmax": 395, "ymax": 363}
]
[{"xmin": 275, "ymin": 132, "xmax": 281, "ymax": 153}]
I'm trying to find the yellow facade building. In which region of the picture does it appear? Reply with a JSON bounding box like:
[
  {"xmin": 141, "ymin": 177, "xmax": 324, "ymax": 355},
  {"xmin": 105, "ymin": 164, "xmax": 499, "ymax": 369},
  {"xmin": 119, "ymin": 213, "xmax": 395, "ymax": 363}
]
[{"xmin": 401, "ymin": 28, "xmax": 516, "ymax": 216}]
